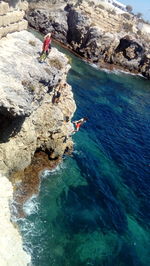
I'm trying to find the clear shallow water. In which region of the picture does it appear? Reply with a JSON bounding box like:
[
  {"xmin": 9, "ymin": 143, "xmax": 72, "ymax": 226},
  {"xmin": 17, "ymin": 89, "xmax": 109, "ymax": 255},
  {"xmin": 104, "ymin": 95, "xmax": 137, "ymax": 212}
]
[{"xmin": 18, "ymin": 38, "xmax": 150, "ymax": 266}]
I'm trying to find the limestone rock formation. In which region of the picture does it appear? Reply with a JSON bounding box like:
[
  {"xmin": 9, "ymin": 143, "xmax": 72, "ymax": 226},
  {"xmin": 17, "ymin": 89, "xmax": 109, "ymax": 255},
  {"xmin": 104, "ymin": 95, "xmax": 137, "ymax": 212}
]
[
  {"xmin": 0, "ymin": 1, "xmax": 28, "ymax": 39},
  {"xmin": 26, "ymin": 0, "xmax": 150, "ymax": 79},
  {"xmin": 0, "ymin": 30, "xmax": 76, "ymax": 177},
  {"xmin": 0, "ymin": 27, "xmax": 76, "ymax": 265},
  {"xmin": 0, "ymin": 173, "xmax": 31, "ymax": 265}
]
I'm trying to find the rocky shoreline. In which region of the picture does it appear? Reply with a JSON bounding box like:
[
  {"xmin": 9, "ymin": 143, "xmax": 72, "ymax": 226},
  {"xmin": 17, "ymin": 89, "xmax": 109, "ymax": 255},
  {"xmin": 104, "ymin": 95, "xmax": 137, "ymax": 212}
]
[
  {"xmin": 0, "ymin": 30, "xmax": 76, "ymax": 176},
  {"xmin": 0, "ymin": 0, "xmax": 149, "ymax": 264},
  {"xmin": 0, "ymin": 29, "xmax": 76, "ymax": 265},
  {"xmin": 11, "ymin": 151, "xmax": 61, "ymax": 218},
  {"xmin": 52, "ymin": 36, "xmax": 142, "ymax": 76},
  {"xmin": 26, "ymin": 0, "xmax": 150, "ymax": 79},
  {"xmin": 0, "ymin": 174, "xmax": 31, "ymax": 265}
]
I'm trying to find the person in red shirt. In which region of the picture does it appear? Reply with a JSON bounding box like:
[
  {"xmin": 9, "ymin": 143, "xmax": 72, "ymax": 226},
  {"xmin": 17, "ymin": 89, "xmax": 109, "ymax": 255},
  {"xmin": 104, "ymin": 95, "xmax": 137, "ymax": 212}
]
[
  {"xmin": 39, "ymin": 33, "xmax": 52, "ymax": 62},
  {"xmin": 42, "ymin": 33, "xmax": 51, "ymax": 55},
  {"xmin": 72, "ymin": 117, "xmax": 88, "ymax": 132}
]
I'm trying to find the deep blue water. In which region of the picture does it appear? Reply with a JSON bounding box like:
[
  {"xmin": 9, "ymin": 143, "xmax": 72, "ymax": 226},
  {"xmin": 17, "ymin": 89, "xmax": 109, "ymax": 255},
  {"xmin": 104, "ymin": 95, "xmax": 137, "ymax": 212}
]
[{"xmin": 18, "ymin": 40, "xmax": 150, "ymax": 266}]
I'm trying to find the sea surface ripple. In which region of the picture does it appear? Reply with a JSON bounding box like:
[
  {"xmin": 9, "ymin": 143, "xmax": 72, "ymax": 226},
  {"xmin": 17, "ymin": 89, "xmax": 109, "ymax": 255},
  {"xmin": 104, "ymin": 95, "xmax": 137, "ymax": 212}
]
[{"xmin": 18, "ymin": 40, "xmax": 150, "ymax": 266}]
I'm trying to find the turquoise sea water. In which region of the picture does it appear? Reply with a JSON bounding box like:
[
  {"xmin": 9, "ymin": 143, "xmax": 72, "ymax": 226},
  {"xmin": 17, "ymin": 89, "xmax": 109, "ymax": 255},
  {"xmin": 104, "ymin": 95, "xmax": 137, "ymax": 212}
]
[{"xmin": 18, "ymin": 39, "xmax": 150, "ymax": 266}]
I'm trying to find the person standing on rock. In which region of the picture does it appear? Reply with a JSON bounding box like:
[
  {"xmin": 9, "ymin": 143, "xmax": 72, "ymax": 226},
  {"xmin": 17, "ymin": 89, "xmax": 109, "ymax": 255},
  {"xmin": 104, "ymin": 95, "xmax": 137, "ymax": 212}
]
[
  {"xmin": 53, "ymin": 88, "xmax": 61, "ymax": 104},
  {"xmin": 39, "ymin": 33, "xmax": 52, "ymax": 62},
  {"xmin": 52, "ymin": 83, "xmax": 67, "ymax": 104}
]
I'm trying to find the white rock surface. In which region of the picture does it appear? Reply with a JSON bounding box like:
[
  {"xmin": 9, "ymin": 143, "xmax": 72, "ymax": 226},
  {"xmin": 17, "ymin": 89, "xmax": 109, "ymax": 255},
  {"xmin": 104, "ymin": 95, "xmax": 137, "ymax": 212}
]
[
  {"xmin": 0, "ymin": 174, "xmax": 31, "ymax": 265},
  {"xmin": 0, "ymin": 30, "xmax": 76, "ymax": 265}
]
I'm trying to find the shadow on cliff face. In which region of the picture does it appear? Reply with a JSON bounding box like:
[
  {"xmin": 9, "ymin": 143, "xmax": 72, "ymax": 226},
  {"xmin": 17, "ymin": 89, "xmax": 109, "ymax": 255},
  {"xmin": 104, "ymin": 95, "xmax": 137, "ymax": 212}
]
[
  {"xmin": 3, "ymin": 0, "xmax": 19, "ymax": 8},
  {"xmin": 115, "ymin": 36, "xmax": 144, "ymax": 61},
  {"xmin": 0, "ymin": 114, "xmax": 25, "ymax": 143}
]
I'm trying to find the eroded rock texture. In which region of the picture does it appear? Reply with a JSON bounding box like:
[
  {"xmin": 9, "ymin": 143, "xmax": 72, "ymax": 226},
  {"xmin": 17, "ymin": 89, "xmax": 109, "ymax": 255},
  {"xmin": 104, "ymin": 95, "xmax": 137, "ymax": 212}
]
[
  {"xmin": 0, "ymin": 30, "xmax": 76, "ymax": 176},
  {"xmin": 26, "ymin": 0, "xmax": 150, "ymax": 78},
  {"xmin": 0, "ymin": 173, "xmax": 31, "ymax": 265},
  {"xmin": 0, "ymin": 1, "xmax": 28, "ymax": 39}
]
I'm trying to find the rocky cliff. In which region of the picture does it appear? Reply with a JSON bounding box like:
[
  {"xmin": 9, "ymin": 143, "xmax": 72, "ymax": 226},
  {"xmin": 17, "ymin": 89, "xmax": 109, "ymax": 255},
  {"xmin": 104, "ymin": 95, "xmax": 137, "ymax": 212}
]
[
  {"xmin": 0, "ymin": 29, "xmax": 76, "ymax": 264},
  {"xmin": 0, "ymin": 173, "xmax": 31, "ymax": 265},
  {"xmin": 0, "ymin": 0, "xmax": 28, "ymax": 39},
  {"xmin": 26, "ymin": 0, "xmax": 150, "ymax": 79},
  {"xmin": 0, "ymin": 30, "xmax": 76, "ymax": 177}
]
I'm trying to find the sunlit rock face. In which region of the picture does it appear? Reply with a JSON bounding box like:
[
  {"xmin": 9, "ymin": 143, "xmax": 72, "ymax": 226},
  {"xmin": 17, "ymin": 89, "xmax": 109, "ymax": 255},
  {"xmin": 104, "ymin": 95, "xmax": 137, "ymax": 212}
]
[
  {"xmin": 0, "ymin": 14, "xmax": 76, "ymax": 264},
  {"xmin": 0, "ymin": 30, "xmax": 76, "ymax": 176},
  {"xmin": 2, "ymin": 0, "xmax": 19, "ymax": 7},
  {"xmin": 0, "ymin": 1, "xmax": 28, "ymax": 39},
  {"xmin": 26, "ymin": 0, "xmax": 150, "ymax": 78},
  {"xmin": 0, "ymin": 173, "xmax": 31, "ymax": 265}
]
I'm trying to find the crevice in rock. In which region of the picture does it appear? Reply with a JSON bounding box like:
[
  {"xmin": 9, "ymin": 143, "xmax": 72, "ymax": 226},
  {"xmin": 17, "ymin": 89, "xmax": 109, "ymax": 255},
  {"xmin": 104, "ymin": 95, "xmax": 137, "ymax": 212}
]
[{"xmin": 0, "ymin": 114, "xmax": 25, "ymax": 143}]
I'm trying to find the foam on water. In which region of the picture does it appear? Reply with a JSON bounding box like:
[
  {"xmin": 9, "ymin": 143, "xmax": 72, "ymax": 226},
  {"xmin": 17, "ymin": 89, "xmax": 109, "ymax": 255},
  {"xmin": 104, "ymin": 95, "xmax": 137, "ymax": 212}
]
[
  {"xmin": 41, "ymin": 162, "xmax": 66, "ymax": 179},
  {"xmin": 88, "ymin": 62, "xmax": 99, "ymax": 69},
  {"xmin": 23, "ymin": 195, "xmax": 39, "ymax": 216},
  {"xmin": 100, "ymin": 67, "xmax": 143, "ymax": 78}
]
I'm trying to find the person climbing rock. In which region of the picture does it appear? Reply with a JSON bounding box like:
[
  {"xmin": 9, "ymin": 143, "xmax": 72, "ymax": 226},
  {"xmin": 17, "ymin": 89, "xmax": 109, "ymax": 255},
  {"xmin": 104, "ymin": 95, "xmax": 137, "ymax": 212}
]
[
  {"xmin": 53, "ymin": 89, "xmax": 61, "ymax": 104},
  {"xmin": 72, "ymin": 117, "xmax": 88, "ymax": 132},
  {"xmin": 52, "ymin": 83, "xmax": 67, "ymax": 104},
  {"xmin": 52, "ymin": 85, "xmax": 62, "ymax": 104},
  {"xmin": 39, "ymin": 33, "xmax": 52, "ymax": 62}
]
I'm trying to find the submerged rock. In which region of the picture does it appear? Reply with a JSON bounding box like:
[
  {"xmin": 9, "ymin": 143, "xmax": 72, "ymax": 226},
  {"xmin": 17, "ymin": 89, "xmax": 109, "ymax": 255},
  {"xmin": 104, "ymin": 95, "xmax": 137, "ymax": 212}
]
[{"xmin": 11, "ymin": 151, "xmax": 61, "ymax": 218}]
